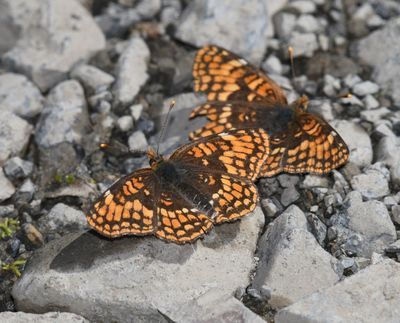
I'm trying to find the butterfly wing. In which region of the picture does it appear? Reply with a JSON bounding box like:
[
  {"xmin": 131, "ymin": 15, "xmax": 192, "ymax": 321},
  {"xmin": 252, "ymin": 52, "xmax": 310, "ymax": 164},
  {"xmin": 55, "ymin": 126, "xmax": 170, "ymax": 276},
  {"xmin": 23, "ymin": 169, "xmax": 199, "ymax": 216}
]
[{"xmin": 193, "ymin": 45, "xmax": 288, "ymax": 104}]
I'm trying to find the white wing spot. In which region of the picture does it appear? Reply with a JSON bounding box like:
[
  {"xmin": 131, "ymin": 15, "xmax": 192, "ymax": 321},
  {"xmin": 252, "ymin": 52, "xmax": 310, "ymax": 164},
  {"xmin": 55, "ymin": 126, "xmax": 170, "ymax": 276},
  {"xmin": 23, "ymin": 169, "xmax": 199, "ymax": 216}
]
[{"xmin": 238, "ymin": 58, "xmax": 248, "ymax": 65}]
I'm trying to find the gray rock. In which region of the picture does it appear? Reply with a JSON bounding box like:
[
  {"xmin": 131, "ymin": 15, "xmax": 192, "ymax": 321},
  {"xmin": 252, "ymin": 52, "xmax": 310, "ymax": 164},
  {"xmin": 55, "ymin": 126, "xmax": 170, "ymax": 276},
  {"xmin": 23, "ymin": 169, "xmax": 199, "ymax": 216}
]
[
  {"xmin": 280, "ymin": 187, "xmax": 300, "ymax": 206},
  {"xmin": 0, "ymin": 168, "xmax": 15, "ymax": 202},
  {"xmin": 330, "ymin": 120, "xmax": 372, "ymax": 168},
  {"xmin": 261, "ymin": 198, "xmax": 281, "ymax": 218},
  {"xmin": 308, "ymin": 100, "xmax": 334, "ymax": 121},
  {"xmin": 323, "ymin": 74, "xmax": 341, "ymax": 97},
  {"xmin": 39, "ymin": 203, "xmax": 88, "ymax": 233},
  {"xmin": 294, "ymin": 14, "xmax": 321, "ymax": 33},
  {"xmin": 343, "ymin": 74, "xmax": 362, "ymax": 88},
  {"xmin": 160, "ymin": 0, "xmax": 182, "ymax": 26},
  {"xmin": 301, "ymin": 174, "xmax": 329, "ymax": 188},
  {"xmin": 175, "ymin": 0, "xmax": 270, "ymax": 64},
  {"xmin": 360, "ymin": 107, "xmax": 391, "ymax": 123},
  {"xmin": 0, "ymin": 311, "xmax": 88, "ymax": 323},
  {"xmin": 113, "ymin": 37, "xmax": 150, "ymax": 106},
  {"xmin": 17, "ymin": 178, "xmax": 36, "ymax": 202},
  {"xmin": 286, "ymin": 0, "xmax": 316, "ymax": 14},
  {"xmin": 277, "ymin": 174, "xmax": 300, "ymax": 188},
  {"xmin": 128, "ymin": 130, "xmax": 148, "ymax": 152},
  {"xmin": 116, "ymin": 115, "xmax": 134, "ymax": 132},
  {"xmin": 2, "ymin": 0, "xmax": 106, "ymax": 91},
  {"xmin": 0, "ymin": 73, "xmax": 43, "ymax": 118},
  {"xmin": 130, "ymin": 103, "xmax": 144, "ymax": 121},
  {"xmin": 71, "ymin": 64, "xmax": 115, "ymax": 94},
  {"xmin": 0, "ymin": 204, "xmax": 16, "ymax": 218},
  {"xmin": 0, "ymin": 110, "xmax": 33, "ymax": 164},
  {"xmin": 275, "ymin": 259, "xmax": 400, "ymax": 323},
  {"xmin": 262, "ymin": 55, "xmax": 283, "ymax": 75},
  {"xmin": 376, "ymin": 136, "xmax": 400, "ymax": 186},
  {"xmin": 12, "ymin": 207, "xmax": 264, "ymax": 322},
  {"xmin": 385, "ymin": 239, "xmax": 400, "ymax": 253},
  {"xmin": 35, "ymin": 80, "xmax": 89, "ymax": 148},
  {"xmin": 287, "ymin": 32, "xmax": 318, "ymax": 58},
  {"xmin": 363, "ymin": 94, "xmax": 379, "ymax": 109},
  {"xmin": 3, "ymin": 157, "xmax": 33, "ymax": 180},
  {"xmin": 355, "ymin": 17, "xmax": 400, "ymax": 106},
  {"xmin": 252, "ymin": 205, "xmax": 340, "ymax": 309},
  {"xmin": 330, "ymin": 191, "xmax": 396, "ymax": 257},
  {"xmin": 352, "ymin": 80, "xmax": 380, "ymax": 96},
  {"xmin": 392, "ymin": 205, "xmax": 400, "ymax": 226},
  {"xmin": 350, "ymin": 165, "xmax": 390, "ymax": 199},
  {"xmin": 274, "ymin": 12, "xmax": 297, "ymax": 39}
]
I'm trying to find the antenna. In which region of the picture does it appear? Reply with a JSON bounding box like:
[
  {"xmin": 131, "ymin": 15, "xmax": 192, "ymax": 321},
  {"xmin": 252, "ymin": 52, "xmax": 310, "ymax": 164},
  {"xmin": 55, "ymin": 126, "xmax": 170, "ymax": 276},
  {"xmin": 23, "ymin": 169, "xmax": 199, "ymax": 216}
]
[
  {"xmin": 288, "ymin": 46, "xmax": 296, "ymax": 80},
  {"xmin": 156, "ymin": 99, "xmax": 175, "ymax": 156}
]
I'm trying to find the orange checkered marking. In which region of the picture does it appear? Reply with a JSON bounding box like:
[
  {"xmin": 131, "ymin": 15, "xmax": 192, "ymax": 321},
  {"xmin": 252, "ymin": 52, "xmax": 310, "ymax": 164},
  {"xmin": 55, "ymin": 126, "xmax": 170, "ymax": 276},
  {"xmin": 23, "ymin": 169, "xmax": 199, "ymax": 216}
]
[
  {"xmin": 87, "ymin": 128, "xmax": 269, "ymax": 244},
  {"xmin": 190, "ymin": 46, "xmax": 349, "ymax": 177}
]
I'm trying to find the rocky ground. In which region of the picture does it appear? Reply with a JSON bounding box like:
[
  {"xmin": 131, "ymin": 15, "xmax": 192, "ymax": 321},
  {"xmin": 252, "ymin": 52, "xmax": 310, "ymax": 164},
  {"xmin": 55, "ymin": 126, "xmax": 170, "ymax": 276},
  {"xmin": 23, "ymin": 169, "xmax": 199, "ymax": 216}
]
[{"xmin": 0, "ymin": 0, "xmax": 399, "ymax": 322}]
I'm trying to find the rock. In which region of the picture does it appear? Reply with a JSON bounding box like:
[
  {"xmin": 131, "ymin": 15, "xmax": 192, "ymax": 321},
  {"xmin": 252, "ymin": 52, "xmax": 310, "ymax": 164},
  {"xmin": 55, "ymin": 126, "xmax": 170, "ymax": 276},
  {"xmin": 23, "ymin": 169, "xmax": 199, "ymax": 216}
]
[
  {"xmin": 3, "ymin": 157, "xmax": 33, "ymax": 180},
  {"xmin": 252, "ymin": 205, "xmax": 340, "ymax": 309},
  {"xmin": 0, "ymin": 168, "xmax": 15, "ymax": 202},
  {"xmin": 280, "ymin": 187, "xmax": 300, "ymax": 207},
  {"xmin": 350, "ymin": 165, "xmax": 390, "ymax": 199},
  {"xmin": 128, "ymin": 131, "xmax": 148, "ymax": 152},
  {"xmin": 2, "ymin": 0, "xmax": 106, "ymax": 92},
  {"xmin": 160, "ymin": 0, "xmax": 182, "ymax": 26},
  {"xmin": 363, "ymin": 94, "xmax": 380, "ymax": 109},
  {"xmin": 116, "ymin": 116, "xmax": 134, "ymax": 132},
  {"xmin": 385, "ymin": 239, "xmax": 400, "ymax": 254},
  {"xmin": 0, "ymin": 73, "xmax": 44, "ymax": 118},
  {"xmin": 35, "ymin": 80, "xmax": 89, "ymax": 148},
  {"xmin": 392, "ymin": 205, "xmax": 400, "ymax": 226},
  {"xmin": 352, "ymin": 81, "xmax": 380, "ymax": 96},
  {"xmin": 301, "ymin": 175, "xmax": 329, "ymax": 188},
  {"xmin": 262, "ymin": 55, "xmax": 283, "ymax": 75},
  {"xmin": 354, "ymin": 17, "xmax": 400, "ymax": 106},
  {"xmin": 273, "ymin": 12, "xmax": 297, "ymax": 39},
  {"xmin": 275, "ymin": 259, "xmax": 400, "ymax": 323},
  {"xmin": 287, "ymin": 32, "xmax": 318, "ymax": 58},
  {"xmin": 22, "ymin": 223, "xmax": 44, "ymax": 247},
  {"xmin": 360, "ymin": 107, "xmax": 391, "ymax": 124},
  {"xmin": 0, "ymin": 205, "xmax": 16, "ymax": 218},
  {"xmin": 0, "ymin": 111, "xmax": 33, "ymax": 164},
  {"xmin": 130, "ymin": 104, "xmax": 144, "ymax": 121},
  {"xmin": 39, "ymin": 203, "xmax": 88, "ymax": 234},
  {"xmin": 0, "ymin": 311, "xmax": 89, "ymax": 323},
  {"xmin": 17, "ymin": 179, "xmax": 36, "ymax": 203},
  {"xmin": 306, "ymin": 53, "xmax": 361, "ymax": 79},
  {"xmin": 12, "ymin": 208, "xmax": 264, "ymax": 322},
  {"xmin": 330, "ymin": 120, "xmax": 372, "ymax": 168},
  {"xmin": 260, "ymin": 198, "xmax": 281, "ymax": 218},
  {"xmin": 277, "ymin": 174, "xmax": 300, "ymax": 188},
  {"xmin": 71, "ymin": 64, "xmax": 115, "ymax": 95},
  {"xmin": 376, "ymin": 136, "xmax": 400, "ymax": 177},
  {"xmin": 323, "ymin": 74, "xmax": 341, "ymax": 97},
  {"xmin": 329, "ymin": 191, "xmax": 396, "ymax": 258},
  {"xmin": 113, "ymin": 37, "xmax": 150, "ymax": 106},
  {"xmin": 286, "ymin": 0, "xmax": 316, "ymax": 14},
  {"xmin": 294, "ymin": 14, "xmax": 321, "ymax": 33},
  {"xmin": 344, "ymin": 74, "xmax": 362, "ymax": 88},
  {"xmin": 175, "ymin": 0, "xmax": 270, "ymax": 64}
]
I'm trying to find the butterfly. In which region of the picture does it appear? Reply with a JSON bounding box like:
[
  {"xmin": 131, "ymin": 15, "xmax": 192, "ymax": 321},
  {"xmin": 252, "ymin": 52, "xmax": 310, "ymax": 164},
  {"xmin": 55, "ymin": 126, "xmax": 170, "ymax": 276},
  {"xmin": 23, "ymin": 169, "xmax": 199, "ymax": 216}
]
[
  {"xmin": 190, "ymin": 45, "xmax": 349, "ymax": 177},
  {"xmin": 87, "ymin": 128, "xmax": 270, "ymax": 244}
]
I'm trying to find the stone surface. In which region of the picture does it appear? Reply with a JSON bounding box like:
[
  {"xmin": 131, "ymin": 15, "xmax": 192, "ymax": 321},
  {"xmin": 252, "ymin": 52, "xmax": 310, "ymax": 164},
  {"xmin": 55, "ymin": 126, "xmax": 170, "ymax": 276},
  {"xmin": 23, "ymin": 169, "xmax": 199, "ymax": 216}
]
[
  {"xmin": 376, "ymin": 136, "xmax": 400, "ymax": 186},
  {"xmin": 329, "ymin": 191, "xmax": 396, "ymax": 258},
  {"xmin": 331, "ymin": 120, "xmax": 372, "ymax": 168},
  {"xmin": 252, "ymin": 205, "xmax": 340, "ymax": 309},
  {"xmin": 352, "ymin": 81, "xmax": 379, "ymax": 96},
  {"xmin": 175, "ymin": 0, "xmax": 270, "ymax": 64},
  {"xmin": 117, "ymin": 115, "xmax": 134, "ymax": 132},
  {"xmin": 350, "ymin": 166, "xmax": 390, "ymax": 199},
  {"xmin": 113, "ymin": 37, "xmax": 150, "ymax": 106},
  {"xmin": 287, "ymin": 32, "xmax": 318, "ymax": 58},
  {"xmin": 0, "ymin": 311, "xmax": 89, "ymax": 323},
  {"xmin": 71, "ymin": 64, "xmax": 115, "ymax": 95},
  {"xmin": 128, "ymin": 130, "xmax": 148, "ymax": 152},
  {"xmin": 13, "ymin": 207, "xmax": 264, "ymax": 322},
  {"xmin": 35, "ymin": 80, "xmax": 89, "ymax": 148},
  {"xmin": 275, "ymin": 259, "xmax": 400, "ymax": 323},
  {"xmin": 0, "ymin": 110, "xmax": 33, "ymax": 164},
  {"xmin": 3, "ymin": 157, "xmax": 33, "ymax": 180},
  {"xmin": 0, "ymin": 73, "xmax": 43, "ymax": 118},
  {"xmin": 355, "ymin": 17, "xmax": 400, "ymax": 105},
  {"xmin": 0, "ymin": 168, "xmax": 16, "ymax": 202},
  {"xmin": 2, "ymin": 0, "xmax": 106, "ymax": 91}
]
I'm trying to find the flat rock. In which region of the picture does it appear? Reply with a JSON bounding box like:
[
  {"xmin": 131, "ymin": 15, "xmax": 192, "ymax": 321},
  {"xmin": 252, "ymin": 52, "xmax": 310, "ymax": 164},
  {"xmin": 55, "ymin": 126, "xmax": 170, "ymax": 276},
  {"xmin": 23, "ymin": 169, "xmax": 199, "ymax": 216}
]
[
  {"xmin": 331, "ymin": 120, "xmax": 372, "ymax": 168},
  {"xmin": 0, "ymin": 311, "xmax": 88, "ymax": 323},
  {"xmin": 0, "ymin": 110, "xmax": 33, "ymax": 164},
  {"xmin": 113, "ymin": 37, "xmax": 150, "ymax": 106},
  {"xmin": 71, "ymin": 64, "xmax": 115, "ymax": 95},
  {"xmin": 0, "ymin": 73, "xmax": 43, "ymax": 118},
  {"xmin": 354, "ymin": 17, "xmax": 400, "ymax": 105},
  {"xmin": 0, "ymin": 168, "xmax": 15, "ymax": 202},
  {"xmin": 1, "ymin": 0, "xmax": 105, "ymax": 91},
  {"xmin": 350, "ymin": 167, "xmax": 390, "ymax": 199},
  {"xmin": 12, "ymin": 207, "xmax": 264, "ymax": 322},
  {"xmin": 175, "ymin": 0, "xmax": 271, "ymax": 64},
  {"xmin": 275, "ymin": 259, "xmax": 400, "ymax": 323},
  {"xmin": 252, "ymin": 205, "xmax": 340, "ymax": 309},
  {"xmin": 35, "ymin": 80, "xmax": 89, "ymax": 148}
]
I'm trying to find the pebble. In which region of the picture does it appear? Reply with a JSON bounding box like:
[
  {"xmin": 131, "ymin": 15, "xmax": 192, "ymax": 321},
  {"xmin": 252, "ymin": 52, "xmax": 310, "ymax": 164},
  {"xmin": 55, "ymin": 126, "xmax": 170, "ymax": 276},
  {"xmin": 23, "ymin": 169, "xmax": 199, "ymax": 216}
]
[
  {"xmin": 262, "ymin": 55, "xmax": 283, "ymax": 75},
  {"xmin": 0, "ymin": 169, "xmax": 15, "ymax": 203},
  {"xmin": 116, "ymin": 116, "xmax": 134, "ymax": 132},
  {"xmin": 361, "ymin": 107, "xmax": 391, "ymax": 124},
  {"xmin": 352, "ymin": 81, "xmax": 380, "ymax": 96},
  {"xmin": 128, "ymin": 131, "xmax": 148, "ymax": 152},
  {"xmin": 260, "ymin": 198, "xmax": 281, "ymax": 218},
  {"xmin": 277, "ymin": 174, "xmax": 300, "ymax": 188},
  {"xmin": 281, "ymin": 186, "xmax": 300, "ymax": 207},
  {"xmin": 274, "ymin": 12, "xmax": 297, "ymax": 39},
  {"xmin": 22, "ymin": 223, "xmax": 44, "ymax": 247},
  {"xmin": 3, "ymin": 157, "xmax": 34, "ymax": 180},
  {"xmin": 363, "ymin": 94, "xmax": 380, "ymax": 109},
  {"xmin": 350, "ymin": 167, "xmax": 389, "ymax": 199},
  {"xmin": 286, "ymin": 0, "xmax": 316, "ymax": 14},
  {"xmin": 17, "ymin": 179, "xmax": 36, "ymax": 203},
  {"xmin": 343, "ymin": 74, "xmax": 362, "ymax": 88},
  {"xmin": 294, "ymin": 14, "xmax": 321, "ymax": 33},
  {"xmin": 113, "ymin": 37, "xmax": 150, "ymax": 106},
  {"xmin": 323, "ymin": 74, "xmax": 341, "ymax": 97},
  {"xmin": 1, "ymin": 0, "xmax": 105, "ymax": 91},
  {"xmin": 0, "ymin": 205, "xmax": 16, "ymax": 218},
  {"xmin": 287, "ymin": 32, "xmax": 318, "ymax": 58},
  {"xmin": 39, "ymin": 203, "xmax": 88, "ymax": 233},
  {"xmin": 130, "ymin": 104, "xmax": 144, "ymax": 121},
  {"xmin": 301, "ymin": 174, "xmax": 329, "ymax": 188},
  {"xmin": 392, "ymin": 205, "xmax": 400, "ymax": 226},
  {"xmin": 71, "ymin": 64, "xmax": 115, "ymax": 94}
]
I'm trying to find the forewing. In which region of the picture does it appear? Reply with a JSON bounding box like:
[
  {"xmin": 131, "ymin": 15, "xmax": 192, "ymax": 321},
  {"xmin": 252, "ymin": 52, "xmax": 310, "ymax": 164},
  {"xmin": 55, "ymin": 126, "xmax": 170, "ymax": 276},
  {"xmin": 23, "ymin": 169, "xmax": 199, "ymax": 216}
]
[
  {"xmin": 171, "ymin": 129, "xmax": 270, "ymax": 181},
  {"xmin": 87, "ymin": 169, "xmax": 157, "ymax": 238},
  {"xmin": 193, "ymin": 45, "xmax": 288, "ymax": 104}
]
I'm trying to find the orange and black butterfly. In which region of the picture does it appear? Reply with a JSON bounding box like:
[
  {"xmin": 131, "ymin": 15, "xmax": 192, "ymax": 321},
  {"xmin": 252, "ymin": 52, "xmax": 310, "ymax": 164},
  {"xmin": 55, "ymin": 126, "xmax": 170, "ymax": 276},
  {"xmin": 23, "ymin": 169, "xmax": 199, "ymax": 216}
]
[
  {"xmin": 190, "ymin": 45, "xmax": 349, "ymax": 177},
  {"xmin": 87, "ymin": 128, "xmax": 269, "ymax": 244}
]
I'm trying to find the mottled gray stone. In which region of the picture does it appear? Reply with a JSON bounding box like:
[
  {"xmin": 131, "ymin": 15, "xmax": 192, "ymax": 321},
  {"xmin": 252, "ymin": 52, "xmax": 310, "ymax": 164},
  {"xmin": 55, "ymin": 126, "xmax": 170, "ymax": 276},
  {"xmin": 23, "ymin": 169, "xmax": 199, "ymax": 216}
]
[
  {"xmin": 175, "ymin": 0, "xmax": 271, "ymax": 64},
  {"xmin": 71, "ymin": 64, "xmax": 115, "ymax": 94},
  {"xmin": 287, "ymin": 32, "xmax": 318, "ymax": 58},
  {"xmin": 0, "ymin": 312, "xmax": 88, "ymax": 323},
  {"xmin": 294, "ymin": 14, "xmax": 321, "ymax": 33},
  {"xmin": 12, "ymin": 208, "xmax": 264, "ymax": 322},
  {"xmin": 363, "ymin": 94, "xmax": 379, "ymax": 109},
  {"xmin": 39, "ymin": 203, "xmax": 88, "ymax": 233},
  {"xmin": 113, "ymin": 37, "xmax": 150, "ymax": 106},
  {"xmin": 353, "ymin": 81, "xmax": 379, "ymax": 96},
  {"xmin": 277, "ymin": 174, "xmax": 300, "ymax": 188},
  {"xmin": 2, "ymin": 0, "xmax": 106, "ymax": 91},
  {"xmin": 350, "ymin": 165, "xmax": 390, "ymax": 199},
  {"xmin": 0, "ymin": 110, "xmax": 33, "ymax": 164},
  {"xmin": 35, "ymin": 80, "xmax": 89, "ymax": 148},
  {"xmin": 0, "ymin": 168, "xmax": 15, "ymax": 202},
  {"xmin": 376, "ymin": 136, "xmax": 400, "ymax": 186},
  {"xmin": 275, "ymin": 259, "xmax": 400, "ymax": 323},
  {"xmin": 0, "ymin": 73, "xmax": 43, "ymax": 118},
  {"xmin": 116, "ymin": 115, "xmax": 134, "ymax": 132},
  {"xmin": 361, "ymin": 107, "xmax": 391, "ymax": 123},
  {"xmin": 253, "ymin": 205, "xmax": 339, "ymax": 309},
  {"xmin": 331, "ymin": 120, "xmax": 372, "ymax": 168},
  {"xmin": 3, "ymin": 157, "xmax": 33, "ymax": 180},
  {"xmin": 301, "ymin": 175, "xmax": 329, "ymax": 188},
  {"xmin": 128, "ymin": 130, "xmax": 148, "ymax": 152},
  {"xmin": 280, "ymin": 186, "xmax": 300, "ymax": 207}
]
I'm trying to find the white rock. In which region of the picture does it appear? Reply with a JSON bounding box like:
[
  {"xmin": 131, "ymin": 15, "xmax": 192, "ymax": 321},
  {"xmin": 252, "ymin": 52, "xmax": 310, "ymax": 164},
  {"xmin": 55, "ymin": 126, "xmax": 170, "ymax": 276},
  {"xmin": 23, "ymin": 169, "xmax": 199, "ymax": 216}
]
[
  {"xmin": 287, "ymin": 32, "xmax": 318, "ymax": 58},
  {"xmin": 262, "ymin": 55, "xmax": 283, "ymax": 75},
  {"xmin": 130, "ymin": 103, "xmax": 144, "ymax": 121},
  {"xmin": 0, "ymin": 168, "xmax": 15, "ymax": 202},
  {"xmin": 275, "ymin": 259, "xmax": 400, "ymax": 323},
  {"xmin": 71, "ymin": 64, "xmax": 115, "ymax": 94},
  {"xmin": 113, "ymin": 37, "xmax": 150, "ymax": 106},
  {"xmin": 2, "ymin": 0, "xmax": 106, "ymax": 91},
  {"xmin": 128, "ymin": 130, "xmax": 148, "ymax": 152},
  {"xmin": 352, "ymin": 81, "xmax": 380, "ymax": 96},
  {"xmin": 294, "ymin": 14, "xmax": 321, "ymax": 33},
  {"xmin": 0, "ymin": 73, "xmax": 44, "ymax": 118},
  {"xmin": 0, "ymin": 311, "xmax": 89, "ymax": 323},
  {"xmin": 274, "ymin": 12, "xmax": 297, "ymax": 39},
  {"xmin": 286, "ymin": 0, "xmax": 316, "ymax": 14},
  {"xmin": 40, "ymin": 203, "xmax": 88, "ymax": 232},
  {"xmin": 301, "ymin": 175, "xmax": 329, "ymax": 188},
  {"xmin": 117, "ymin": 116, "xmax": 134, "ymax": 132},
  {"xmin": 361, "ymin": 107, "xmax": 390, "ymax": 123},
  {"xmin": 363, "ymin": 94, "xmax": 379, "ymax": 109},
  {"xmin": 343, "ymin": 74, "xmax": 362, "ymax": 88}
]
